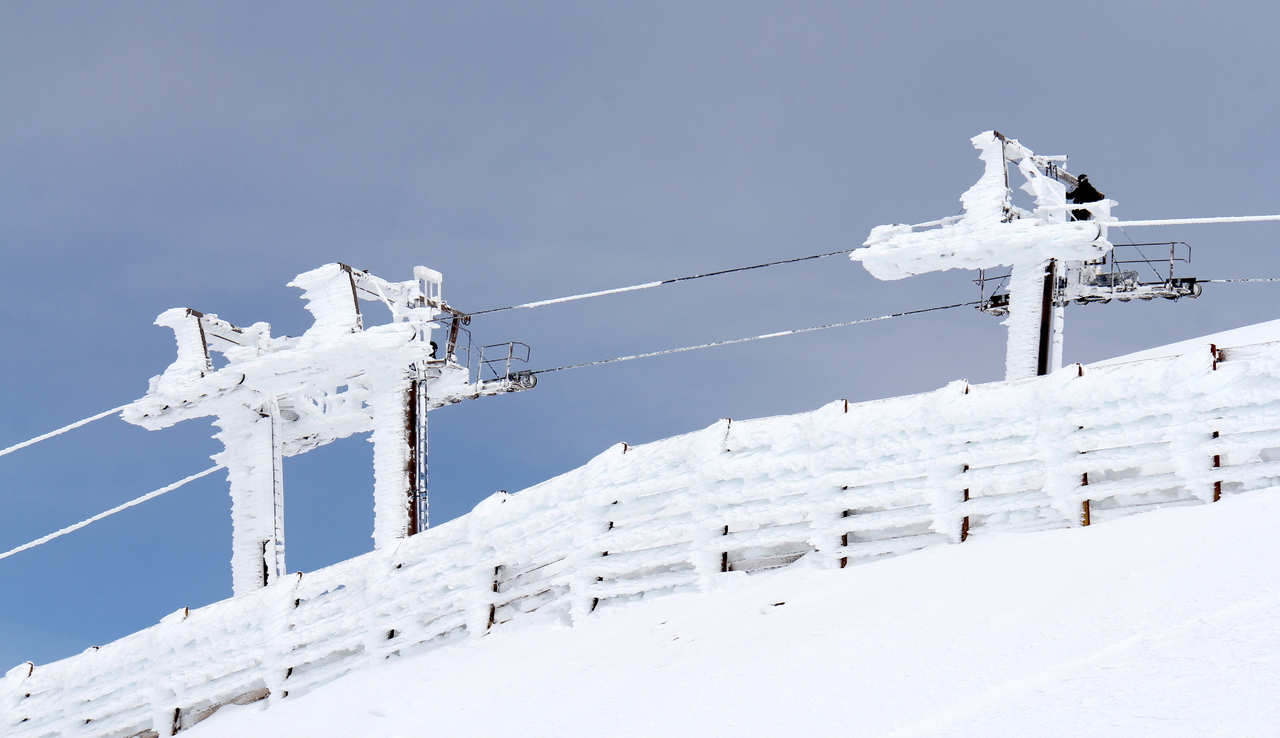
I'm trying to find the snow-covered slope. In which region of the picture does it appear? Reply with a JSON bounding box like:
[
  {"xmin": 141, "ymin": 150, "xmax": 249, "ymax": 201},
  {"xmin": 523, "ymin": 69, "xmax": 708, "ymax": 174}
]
[
  {"xmin": 9, "ymin": 320, "xmax": 1280, "ymax": 737},
  {"xmin": 1093, "ymin": 317, "xmax": 1280, "ymax": 366},
  {"xmin": 187, "ymin": 489, "xmax": 1280, "ymax": 737}
]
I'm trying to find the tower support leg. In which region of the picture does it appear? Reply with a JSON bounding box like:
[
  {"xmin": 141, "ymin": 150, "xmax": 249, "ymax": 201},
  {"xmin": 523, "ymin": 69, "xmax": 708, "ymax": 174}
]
[
  {"xmin": 371, "ymin": 372, "xmax": 429, "ymax": 548},
  {"xmin": 1004, "ymin": 259, "xmax": 1061, "ymax": 380},
  {"xmin": 214, "ymin": 401, "xmax": 285, "ymax": 596},
  {"xmin": 407, "ymin": 376, "xmax": 429, "ymax": 534}
]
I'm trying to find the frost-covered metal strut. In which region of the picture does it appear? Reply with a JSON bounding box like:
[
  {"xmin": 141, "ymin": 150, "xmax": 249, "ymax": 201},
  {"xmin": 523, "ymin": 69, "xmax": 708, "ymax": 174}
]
[
  {"xmin": 851, "ymin": 132, "xmax": 1280, "ymax": 380},
  {"xmin": 124, "ymin": 264, "xmax": 534, "ymax": 596},
  {"xmin": 852, "ymin": 131, "xmax": 1115, "ymax": 380}
]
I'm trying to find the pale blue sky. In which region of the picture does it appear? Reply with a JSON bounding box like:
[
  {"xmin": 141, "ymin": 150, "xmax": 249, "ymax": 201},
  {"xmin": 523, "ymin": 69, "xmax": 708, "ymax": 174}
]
[{"xmin": 2, "ymin": 1, "xmax": 1278, "ymax": 666}]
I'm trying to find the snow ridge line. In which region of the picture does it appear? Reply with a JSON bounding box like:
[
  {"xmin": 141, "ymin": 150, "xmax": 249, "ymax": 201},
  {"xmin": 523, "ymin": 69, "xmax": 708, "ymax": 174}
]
[
  {"xmin": 0, "ymin": 403, "xmax": 132, "ymax": 459},
  {"xmin": 0, "ymin": 465, "xmax": 223, "ymax": 562}
]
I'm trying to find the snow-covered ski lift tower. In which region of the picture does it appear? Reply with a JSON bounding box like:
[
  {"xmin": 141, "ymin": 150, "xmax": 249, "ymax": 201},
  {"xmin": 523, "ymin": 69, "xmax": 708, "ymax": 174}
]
[
  {"xmin": 853, "ymin": 131, "xmax": 1197, "ymax": 379},
  {"xmin": 124, "ymin": 263, "xmax": 535, "ymax": 596}
]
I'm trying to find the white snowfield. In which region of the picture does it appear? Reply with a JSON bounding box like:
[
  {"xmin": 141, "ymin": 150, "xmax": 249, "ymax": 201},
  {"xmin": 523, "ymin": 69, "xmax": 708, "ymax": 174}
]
[
  {"xmin": 6, "ymin": 321, "xmax": 1280, "ymax": 736},
  {"xmin": 184, "ymin": 489, "xmax": 1280, "ymax": 738}
]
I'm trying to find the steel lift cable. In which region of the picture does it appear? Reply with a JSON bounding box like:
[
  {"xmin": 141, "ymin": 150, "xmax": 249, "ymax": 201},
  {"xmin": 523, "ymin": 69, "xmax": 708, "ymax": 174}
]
[
  {"xmin": 0, "ymin": 251, "xmax": 854, "ymax": 459},
  {"xmin": 0, "ymin": 301, "xmax": 965, "ymax": 559},
  {"xmin": 1109, "ymin": 214, "xmax": 1280, "ymax": 227},
  {"xmin": 1202, "ymin": 278, "xmax": 1280, "ymax": 283},
  {"xmin": 0, "ymin": 272, "xmax": 1266, "ymax": 460},
  {"xmin": 0, "ymin": 403, "xmax": 133, "ymax": 459},
  {"xmin": 9, "ymin": 270, "xmax": 1256, "ymax": 554},
  {"xmin": 468, "ymin": 248, "xmax": 858, "ymax": 316},
  {"xmin": 531, "ymin": 300, "xmax": 978, "ymax": 375},
  {"xmin": 0, "ymin": 465, "xmax": 223, "ymax": 562},
  {"xmin": 466, "ymin": 214, "xmax": 1280, "ymax": 317}
]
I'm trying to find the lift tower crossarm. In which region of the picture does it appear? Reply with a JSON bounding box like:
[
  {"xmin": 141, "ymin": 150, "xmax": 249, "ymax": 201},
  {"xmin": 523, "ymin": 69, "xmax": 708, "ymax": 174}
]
[
  {"xmin": 852, "ymin": 131, "xmax": 1108, "ymax": 380},
  {"xmin": 123, "ymin": 263, "xmax": 534, "ymax": 596},
  {"xmin": 852, "ymin": 132, "xmax": 1280, "ymax": 384}
]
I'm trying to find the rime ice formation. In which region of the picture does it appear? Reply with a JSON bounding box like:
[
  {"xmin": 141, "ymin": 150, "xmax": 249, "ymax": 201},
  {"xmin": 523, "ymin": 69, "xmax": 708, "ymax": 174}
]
[
  {"xmin": 10, "ymin": 319, "xmax": 1280, "ymax": 737},
  {"xmin": 856, "ymin": 215, "xmax": 1106, "ymax": 283},
  {"xmin": 851, "ymin": 131, "xmax": 1116, "ymax": 380},
  {"xmin": 853, "ymin": 132, "xmax": 1114, "ymax": 281},
  {"xmin": 122, "ymin": 264, "xmax": 533, "ymax": 596}
]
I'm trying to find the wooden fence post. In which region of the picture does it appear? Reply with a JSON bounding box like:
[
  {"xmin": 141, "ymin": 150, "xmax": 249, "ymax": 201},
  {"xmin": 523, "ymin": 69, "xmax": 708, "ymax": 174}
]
[
  {"xmin": 839, "ymin": 504, "xmax": 849, "ymax": 568},
  {"xmin": 1080, "ymin": 472, "xmax": 1091, "ymax": 526},
  {"xmin": 1212, "ymin": 431, "xmax": 1223, "ymax": 502}
]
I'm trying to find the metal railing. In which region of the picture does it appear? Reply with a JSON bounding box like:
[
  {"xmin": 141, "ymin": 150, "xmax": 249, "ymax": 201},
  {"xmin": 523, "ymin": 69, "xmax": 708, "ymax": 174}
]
[
  {"xmin": 976, "ymin": 242, "xmax": 1200, "ymax": 314},
  {"xmin": 1105, "ymin": 241, "xmax": 1192, "ymax": 283},
  {"xmin": 974, "ymin": 268, "xmax": 1013, "ymax": 315},
  {"xmin": 1072, "ymin": 242, "xmax": 1199, "ymax": 303},
  {"xmin": 478, "ymin": 341, "xmax": 532, "ymax": 383}
]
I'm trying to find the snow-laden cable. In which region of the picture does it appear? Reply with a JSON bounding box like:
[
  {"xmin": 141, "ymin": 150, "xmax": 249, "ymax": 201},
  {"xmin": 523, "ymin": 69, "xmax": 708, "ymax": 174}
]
[
  {"xmin": 0, "ymin": 404, "xmax": 133, "ymax": 459},
  {"xmin": 0, "ymin": 465, "xmax": 223, "ymax": 562},
  {"xmin": 1202, "ymin": 278, "xmax": 1280, "ymax": 283},
  {"xmin": 532, "ymin": 301, "xmax": 978, "ymax": 374},
  {"xmin": 1110, "ymin": 214, "xmax": 1280, "ymax": 227},
  {"xmin": 469, "ymin": 248, "xmax": 858, "ymax": 315}
]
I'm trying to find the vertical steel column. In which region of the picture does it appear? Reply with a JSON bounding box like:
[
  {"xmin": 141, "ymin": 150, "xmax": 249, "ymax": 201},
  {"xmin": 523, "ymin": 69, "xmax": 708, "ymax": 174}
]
[
  {"xmin": 267, "ymin": 396, "xmax": 285, "ymax": 583},
  {"xmin": 371, "ymin": 376, "xmax": 411, "ymax": 548},
  {"xmin": 1005, "ymin": 260, "xmax": 1055, "ymax": 381},
  {"xmin": 1037, "ymin": 259, "xmax": 1058, "ymax": 376},
  {"xmin": 216, "ymin": 401, "xmax": 285, "ymax": 596},
  {"xmin": 405, "ymin": 371, "xmax": 430, "ymax": 535}
]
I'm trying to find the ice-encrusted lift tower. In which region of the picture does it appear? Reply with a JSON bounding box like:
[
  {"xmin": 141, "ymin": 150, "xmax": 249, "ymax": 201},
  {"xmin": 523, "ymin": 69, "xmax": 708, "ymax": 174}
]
[
  {"xmin": 853, "ymin": 131, "xmax": 1201, "ymax": 379},
  {"xmin": 124, "ymin": 263, "xmax": 534, "ymax": 596}
]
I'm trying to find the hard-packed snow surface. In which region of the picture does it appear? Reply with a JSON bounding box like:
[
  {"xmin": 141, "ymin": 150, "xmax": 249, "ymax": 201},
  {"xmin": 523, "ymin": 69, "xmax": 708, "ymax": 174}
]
[
  {"xmin": 184, "ymin": 489, "xmax": 1280, "ymax": 737},
  {"xmin": 1097, "ymin": 318, "xmax": 1280, "ymax": 366}
]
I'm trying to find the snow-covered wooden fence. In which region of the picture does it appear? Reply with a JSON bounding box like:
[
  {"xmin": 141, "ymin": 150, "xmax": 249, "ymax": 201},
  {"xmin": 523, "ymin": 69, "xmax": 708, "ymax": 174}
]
[{"xmin": 7, "ymin": 338, "xmax": 1280, "ymax": 737}]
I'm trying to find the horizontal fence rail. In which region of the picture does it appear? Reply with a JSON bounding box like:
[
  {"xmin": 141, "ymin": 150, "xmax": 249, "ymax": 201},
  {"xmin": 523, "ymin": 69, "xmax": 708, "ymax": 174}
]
[{"xmin": 7, "ymin": 339, "xmax": 1280, "ymax": 736}]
